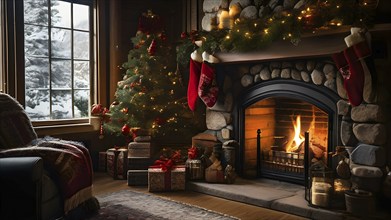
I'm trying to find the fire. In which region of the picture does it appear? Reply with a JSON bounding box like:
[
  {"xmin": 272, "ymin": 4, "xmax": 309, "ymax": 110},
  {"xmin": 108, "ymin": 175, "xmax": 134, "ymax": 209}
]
[{"xmin": 286, "ymin": 115, "xmax": 305, "ymax": 152}]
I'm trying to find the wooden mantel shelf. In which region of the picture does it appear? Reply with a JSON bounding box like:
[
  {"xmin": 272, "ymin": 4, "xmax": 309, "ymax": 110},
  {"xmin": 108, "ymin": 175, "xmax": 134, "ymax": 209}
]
[{"xmin": 215, "ymin": 23, "xmax": 391, "ymax": 64}]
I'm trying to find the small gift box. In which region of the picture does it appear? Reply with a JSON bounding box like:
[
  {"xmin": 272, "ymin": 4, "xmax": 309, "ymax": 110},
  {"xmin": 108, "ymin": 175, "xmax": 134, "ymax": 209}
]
[
  {"xmin": 186, "ymin": 159, "xmax": 204, "ymax": 180},
  {"xmin": 148, "ymin": 149, "xmax": 185, "ymax": 192},
  {"xmin": 185, "ymin": 146, "xmax": 204, "ymax": 180},
  {"xmin": 148, "ymin": 166, "xmax": 186, "ymax": 192},
  {"xmin": 107, "ymin": 147, "xmax": 128, "ymax": 179},
  {"xmin": 204, "ymin": 153, "xmax": 225, "ymax": 183},
  {"xmin": 128, "ymin": 142, "xmax": 151, "ymax": 158}
]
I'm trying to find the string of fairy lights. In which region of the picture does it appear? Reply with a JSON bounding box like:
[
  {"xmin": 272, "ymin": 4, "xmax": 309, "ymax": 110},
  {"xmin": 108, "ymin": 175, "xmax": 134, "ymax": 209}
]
[{"xmin": 177, "ymin": 0, "xmax": 378, "ymax": 67}]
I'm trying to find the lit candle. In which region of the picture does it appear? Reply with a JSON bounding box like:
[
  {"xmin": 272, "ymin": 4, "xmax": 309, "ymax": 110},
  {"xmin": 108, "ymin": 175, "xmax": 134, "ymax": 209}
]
[
  {"xmin": 229, "ymin": 3, "xmax": 241, "ymax": 19},
  {"xmin": 311, "ymin": 182, "xmax": 332, "ymax": 207},
  {"xmin": 219, "ymin": 10, "xmax": 232, "ymax": 29}
]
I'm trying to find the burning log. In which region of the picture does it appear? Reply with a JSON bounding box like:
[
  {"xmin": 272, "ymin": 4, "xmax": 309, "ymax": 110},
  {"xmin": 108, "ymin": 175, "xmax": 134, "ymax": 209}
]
[{"xmin": 310, "ymin": 143, "xmax": 326, "ymax": 159}]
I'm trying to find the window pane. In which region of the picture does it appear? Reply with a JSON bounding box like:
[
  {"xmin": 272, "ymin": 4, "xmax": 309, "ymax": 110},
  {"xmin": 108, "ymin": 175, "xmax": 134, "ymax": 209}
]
[
  {"xmin": 51, "ymin": 28, "xmax": 71, "ymax": 58},
  {"xmin": 24, "ymin": 0, "xmax": 48, "ymax": 26},
  {"xmin": 74, "ymin": 89, "xmax": 89, "ymax": 118},
  {"xmin": 73, "ymin": 4, "xmax": 89, "ymax": 31},
  {"xmin": 52, "ymin": 90, "xmax": 72, "ymax": 119},
  {"xmin": 25, "ymin": 57, "xmax": 49, "ymax": 89},
  {"xmin": 51, "ymin": 0, "xmax": 71, "ymax": 28},
  {"xmin": 24, "ymin": 25, "xmax": 49, "ymax": 56},
  {"xmin": 74, "ymin": 31, "xmax": 89, "ymax": 59},
  {"xmin": 25, "ymin": 89, "xmax": 50, "ymax": 120},
  {"xmin": 52, "ymin": 60, "xmax": 71, "ymax": 88},
  {"xmin": 74, "ymin": 61, "xmax": 89, "ymax": 89}
]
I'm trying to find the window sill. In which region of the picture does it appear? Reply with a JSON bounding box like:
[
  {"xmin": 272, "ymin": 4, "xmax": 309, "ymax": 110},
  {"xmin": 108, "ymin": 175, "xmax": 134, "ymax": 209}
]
[{"xmin": 34, "ymin": 116, "xmax": 101, "ymax": 136}]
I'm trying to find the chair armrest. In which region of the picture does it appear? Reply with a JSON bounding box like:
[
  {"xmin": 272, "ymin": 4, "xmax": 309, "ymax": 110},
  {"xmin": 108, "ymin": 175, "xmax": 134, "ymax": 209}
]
[
  {"xmin": 0, "ymin": 156, "xmax": 43, "ymax": 182},
  {"xmin": 0, "ymin": 157, "xmax": 44, "ymax": 220}
]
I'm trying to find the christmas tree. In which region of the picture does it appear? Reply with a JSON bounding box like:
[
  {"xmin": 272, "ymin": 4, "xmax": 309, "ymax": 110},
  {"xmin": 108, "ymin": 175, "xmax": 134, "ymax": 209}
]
[{"xmin": 104, "ymin": 10, "xmax": 203, "ymax": 141}]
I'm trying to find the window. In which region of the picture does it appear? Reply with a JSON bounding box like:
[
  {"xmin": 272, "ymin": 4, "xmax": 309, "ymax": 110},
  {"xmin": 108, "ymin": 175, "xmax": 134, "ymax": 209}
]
[
  {"xmin": 23, "ymin": 0, "xmax": 93, "ymax": 121},
  {"xmin": 0, "ymin": 0, "xmax": 4, "ymax": 92}
]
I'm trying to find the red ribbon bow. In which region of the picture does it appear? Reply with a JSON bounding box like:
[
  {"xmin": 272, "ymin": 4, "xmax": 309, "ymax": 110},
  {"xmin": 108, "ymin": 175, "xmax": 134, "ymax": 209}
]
[
  {"xmin": 151, "ymin": 150, "xmax": 182, "ymax": 172},
  {"xmin": 187, "ymin": 146, "xmax": 198, "ymax": 160}
]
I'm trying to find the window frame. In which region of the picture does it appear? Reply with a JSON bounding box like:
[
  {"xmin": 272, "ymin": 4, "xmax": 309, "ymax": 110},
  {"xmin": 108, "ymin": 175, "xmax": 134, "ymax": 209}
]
[{"xmin": 1, "ymin": 0, "xmax": 109, "ymax": 134}]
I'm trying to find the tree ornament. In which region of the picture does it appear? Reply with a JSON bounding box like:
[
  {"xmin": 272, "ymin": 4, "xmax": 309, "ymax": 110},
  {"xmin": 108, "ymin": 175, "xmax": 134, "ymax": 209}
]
[
  {"xmin": 121, "ymin": 108, "xmax": 129, "ymax": 114},
  {"xmin": 160, "ymin": 32, "xmax": 167, "ymax": 41},
  {"xmin": 180, "ymin": 31, "xmax": 188, "ymax": 39},
  {"xmin": 148, "ymin": 39, "xmax": 157, "ymax": 56},
  {"xmin": 121, "ymin": 124, "xmax": 131, "ymax": 136},
  {"xmin": 110, "ymin": 101, "xmax": 119, "ymax": 108}
]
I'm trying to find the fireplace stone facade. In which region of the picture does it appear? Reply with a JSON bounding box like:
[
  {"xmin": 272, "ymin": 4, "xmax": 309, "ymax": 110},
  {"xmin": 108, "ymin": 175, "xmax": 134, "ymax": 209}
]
[{"xmin": 197, "ymin": 56, "xmax": 390, "ymax": 194}]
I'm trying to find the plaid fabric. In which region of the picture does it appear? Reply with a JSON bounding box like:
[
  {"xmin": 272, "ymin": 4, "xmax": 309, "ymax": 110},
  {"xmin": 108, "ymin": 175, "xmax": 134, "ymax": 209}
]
[{"xmin": 0, "ymin": 93, "xmax": 37, "ymax": 149}]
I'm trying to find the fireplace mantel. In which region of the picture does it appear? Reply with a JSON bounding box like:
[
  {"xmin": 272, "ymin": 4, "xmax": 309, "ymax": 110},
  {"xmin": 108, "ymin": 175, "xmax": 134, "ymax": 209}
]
[{"xmin": 215, "ymin": 24, "xmax": 391, "ymax": 64}]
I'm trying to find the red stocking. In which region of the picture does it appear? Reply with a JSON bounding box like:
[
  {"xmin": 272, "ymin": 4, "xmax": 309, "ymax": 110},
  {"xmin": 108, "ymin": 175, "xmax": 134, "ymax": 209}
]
[
  {"xmin": 198, "ymin": 61, "xmax": 219, "ymax": 108},
  {"xmin": 187, "ymin": 58, "xmax": 202, "ymax": 111},
  {"xmin": 343, "ymin": 46, "xmax": 365, "ymax": 106}
]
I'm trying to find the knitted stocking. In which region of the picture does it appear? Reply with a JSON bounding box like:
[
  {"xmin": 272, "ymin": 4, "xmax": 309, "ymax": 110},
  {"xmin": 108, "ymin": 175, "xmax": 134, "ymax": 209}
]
[
  {"xmin": 198, "ymin": 52, "xmax": 219, "ymax": 108},
  {"xmin": 187, "ymin": 50, "xmax": 202, "ymax": 111}
]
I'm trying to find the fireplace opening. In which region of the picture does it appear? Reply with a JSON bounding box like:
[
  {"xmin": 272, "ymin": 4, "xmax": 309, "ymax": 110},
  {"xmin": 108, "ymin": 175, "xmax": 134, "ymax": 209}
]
[
  {"xmin": 236, "ymin": 79, "xmax": 340, "ymax": 185},
  {"xmin": 245, "ymin": 97, "xmax": 329, "ymax": 184}
]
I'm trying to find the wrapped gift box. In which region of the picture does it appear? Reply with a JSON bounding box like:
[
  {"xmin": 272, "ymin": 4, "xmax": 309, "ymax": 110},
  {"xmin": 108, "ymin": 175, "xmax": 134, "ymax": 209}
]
[
  {"xmin": 128, "ymin": 142, "xmax": 151, "ymax": 158},
  {"xmin": 186, "ymin": 159, "xmax": 204, "ymax": 180},
  {"xmin": 148, "ymin": 166, "xmax": 186, "ymax": 192},
  {"xmin": 127, "ymin": 170, "xmax": 148, "ymax": 186},
  {"xmin": 98, "ymin": 151, "xmax": 107, "ymax": 172},
  {"xmin": 128, "ymin": 157, "xmax": 154, "ymax": 170},
  {"xmin": 107, "ymin": 148, "xmax": 128, "ymax": 179}
]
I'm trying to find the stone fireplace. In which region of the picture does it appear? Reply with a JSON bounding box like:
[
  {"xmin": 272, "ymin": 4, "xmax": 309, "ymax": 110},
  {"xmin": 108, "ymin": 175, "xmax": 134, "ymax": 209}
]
[{"xmin": 199, "ymin": 50, "xmax": 390, "ymax": 193}]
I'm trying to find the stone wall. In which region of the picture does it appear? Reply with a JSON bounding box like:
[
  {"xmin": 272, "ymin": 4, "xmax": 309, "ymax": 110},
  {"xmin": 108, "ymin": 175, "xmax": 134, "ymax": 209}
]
[
  {"xmin": 199, "ymin": 55, "xmax": 390, "ymax": 193},
  {"xmin": 201, "ymin": 0, "xmax": 307, "ymax": 31}
]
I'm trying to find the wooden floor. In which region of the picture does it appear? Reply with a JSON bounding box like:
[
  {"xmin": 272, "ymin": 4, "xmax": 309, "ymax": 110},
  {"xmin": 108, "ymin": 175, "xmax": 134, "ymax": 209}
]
[{"xmin": 92, "ymin": 172, "xmax": 308, "ymax": 220}]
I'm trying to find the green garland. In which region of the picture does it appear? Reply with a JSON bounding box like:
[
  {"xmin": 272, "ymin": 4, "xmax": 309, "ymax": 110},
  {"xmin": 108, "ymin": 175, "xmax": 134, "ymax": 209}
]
[{"xmin": 176, "ymin": 0, "xmax": 377, "ymax": 67}]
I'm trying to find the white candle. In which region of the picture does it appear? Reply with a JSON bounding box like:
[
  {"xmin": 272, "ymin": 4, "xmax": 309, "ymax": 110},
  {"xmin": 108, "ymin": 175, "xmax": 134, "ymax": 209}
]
[
  {"xmin": 311, "ymin": 182, "xmax": 332, "ymax": 207},
  {"xmin": 312, "ymin": 192, "xmax": 329, "ymax": 207},
  {"xmin": 219, "ymin": 10, "xmax": 231, "ymax": 29}
]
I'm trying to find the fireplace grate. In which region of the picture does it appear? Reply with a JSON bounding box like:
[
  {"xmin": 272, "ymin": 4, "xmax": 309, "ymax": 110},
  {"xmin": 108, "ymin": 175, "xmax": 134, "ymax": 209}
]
[{"xmin": 261, "ymin": 150, "xmax": 305, "ymax": 175}]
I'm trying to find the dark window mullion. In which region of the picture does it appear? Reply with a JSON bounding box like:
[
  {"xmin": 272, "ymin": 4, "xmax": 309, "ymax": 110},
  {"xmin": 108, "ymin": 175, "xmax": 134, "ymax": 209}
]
[
  {"xmin": 48, "ymin": 0, "xmax": 53, "ymax": 119},
  {"xmin": 89, "ymin": 1, "xmax": 94, "ymax": 115},
  {"xmin": 71, "ymin": 2, "xmax": 75, "ymax": 118}
]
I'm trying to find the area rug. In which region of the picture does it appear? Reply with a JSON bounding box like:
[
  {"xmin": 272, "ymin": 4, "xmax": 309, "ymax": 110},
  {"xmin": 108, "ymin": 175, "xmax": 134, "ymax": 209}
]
[{"xmin": 87, "ymin": 190, "xmax": 238, "ymax": 220}]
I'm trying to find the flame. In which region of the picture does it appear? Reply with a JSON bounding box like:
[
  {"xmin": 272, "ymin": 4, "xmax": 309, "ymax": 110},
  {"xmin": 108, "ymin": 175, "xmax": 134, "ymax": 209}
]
[{"xmin": 286, "ymin": 115, "xmax": 305, "ymax": 152}]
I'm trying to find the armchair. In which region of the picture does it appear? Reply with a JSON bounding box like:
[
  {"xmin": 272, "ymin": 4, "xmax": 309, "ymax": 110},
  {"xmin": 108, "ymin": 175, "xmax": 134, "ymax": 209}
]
[{"xmin": 0, "ymin": 93, "xmax": 99, "ymax": 220}]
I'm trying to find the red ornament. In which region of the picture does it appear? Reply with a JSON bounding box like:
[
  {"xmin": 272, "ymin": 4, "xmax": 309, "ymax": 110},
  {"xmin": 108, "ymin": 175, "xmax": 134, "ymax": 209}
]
[
  {"xmin": 121, "ymin": 108, "xmax": 129, "ymax": 114},
  {"xmin": 180, "ymin": 32, "xmax": 188, "ymax": 39},
  {"xmin": 148, "ymin": 39, "xmax": 157, "ymax": 56},
  {"xmin": 91, "ymin": 104, "xmax": 103, "ymax": 115},
  {"xmin": 121, "ymin": 124, "xmax": 131, "ymax": 136},
  {"xmin": 160, "ymin": 33, "xmax": 167, "ymax": 41}
]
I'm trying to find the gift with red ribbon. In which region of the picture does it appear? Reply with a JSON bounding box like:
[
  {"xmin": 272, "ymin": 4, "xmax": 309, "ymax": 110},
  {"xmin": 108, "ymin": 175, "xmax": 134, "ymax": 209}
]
[
  {"xmin": 186, "ymin": 146, "xmax": 204, "ymax": 180},
  {"xmin": 148, "ymin": 149, "xmax": 186, "ymax": 192}
]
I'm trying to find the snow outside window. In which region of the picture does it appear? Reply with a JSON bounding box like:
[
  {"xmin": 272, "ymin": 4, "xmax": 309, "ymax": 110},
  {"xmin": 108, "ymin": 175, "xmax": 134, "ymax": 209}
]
[{"xmin": 24, "ymin": 0, "xmax": 92, "ymax": 121}]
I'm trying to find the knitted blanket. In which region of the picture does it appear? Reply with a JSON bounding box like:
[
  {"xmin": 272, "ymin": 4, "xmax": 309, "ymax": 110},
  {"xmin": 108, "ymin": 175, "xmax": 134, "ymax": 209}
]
[{"xmin": 0, "ymin": 93, "xmax": 37, "ymax": 149}]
